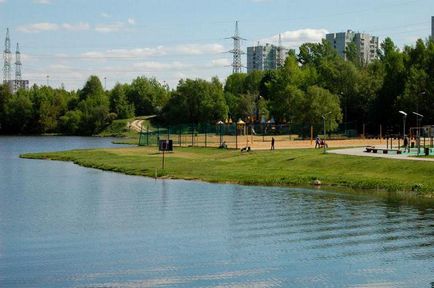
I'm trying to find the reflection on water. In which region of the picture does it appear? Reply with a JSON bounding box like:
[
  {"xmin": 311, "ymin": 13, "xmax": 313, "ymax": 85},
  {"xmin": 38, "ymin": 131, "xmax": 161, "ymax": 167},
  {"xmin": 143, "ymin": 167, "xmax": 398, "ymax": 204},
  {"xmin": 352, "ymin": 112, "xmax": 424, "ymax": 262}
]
[{"xmin": 0, "ymin": 136, "xmax": 433, "ymax": 287}]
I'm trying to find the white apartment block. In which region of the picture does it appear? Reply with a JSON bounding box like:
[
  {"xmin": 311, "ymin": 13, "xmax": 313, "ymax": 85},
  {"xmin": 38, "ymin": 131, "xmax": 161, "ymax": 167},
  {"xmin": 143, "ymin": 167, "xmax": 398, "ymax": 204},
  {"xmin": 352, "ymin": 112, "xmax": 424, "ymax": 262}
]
[
  {"xmin": 326, "ymin": 30, "xmax": 379, "ymax": 64},
  {"xmin": 247, "ymin": 43, "xmax": 288, "ymax": 72},
  {"xmin": 432, "ymin": 16, "xmax": 434, "ymax": 39}
]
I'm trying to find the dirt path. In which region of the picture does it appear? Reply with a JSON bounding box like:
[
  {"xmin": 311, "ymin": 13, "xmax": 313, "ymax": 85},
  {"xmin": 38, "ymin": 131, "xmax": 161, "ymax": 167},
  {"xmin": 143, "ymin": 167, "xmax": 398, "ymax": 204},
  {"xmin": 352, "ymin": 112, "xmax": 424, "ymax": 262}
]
[{"xmin": 129, "ymin": 120, "xmax": 144, "ymax": 132}]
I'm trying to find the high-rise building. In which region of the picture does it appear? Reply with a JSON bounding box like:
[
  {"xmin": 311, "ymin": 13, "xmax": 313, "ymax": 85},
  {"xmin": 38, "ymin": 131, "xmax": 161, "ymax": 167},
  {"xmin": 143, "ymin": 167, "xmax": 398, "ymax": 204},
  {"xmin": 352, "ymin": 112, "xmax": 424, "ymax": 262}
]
[
  {"xmin": 431, "ymin": 16, "xmax": 434, "ymax": 40},
  {"xmin": 325, "ymin": 30, "xmax": 379, "ymax": 64},
  {"xmin": 247, "ymin": 43, "xmax": 288, "ymax": 72}
]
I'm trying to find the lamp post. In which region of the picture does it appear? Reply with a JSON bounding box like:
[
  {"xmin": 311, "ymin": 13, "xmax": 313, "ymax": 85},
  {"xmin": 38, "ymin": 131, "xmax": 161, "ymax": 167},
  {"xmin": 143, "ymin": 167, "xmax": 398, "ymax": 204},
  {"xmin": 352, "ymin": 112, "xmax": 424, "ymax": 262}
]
[
  {"xmin": 412, "ymin": 112, "xmax": 424, "ymax": 155},
  {"xmin": 217, "ymin": 121, "xmax": 224, "ymax": 147},
  {"xmin": 322, "ymin": 111, "xmax": 331, "ymax": 154},
  {"xmin": 399, "ymin": 110, "xmax": 407, "ymax": 138}
]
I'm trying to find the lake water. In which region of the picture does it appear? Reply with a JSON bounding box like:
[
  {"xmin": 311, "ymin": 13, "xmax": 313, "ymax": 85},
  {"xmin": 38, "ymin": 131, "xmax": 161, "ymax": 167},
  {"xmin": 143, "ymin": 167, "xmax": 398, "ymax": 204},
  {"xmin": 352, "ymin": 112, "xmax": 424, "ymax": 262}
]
[{"xmin": 0, "ymin": 136, "xmax": 433, "ymax": 288}]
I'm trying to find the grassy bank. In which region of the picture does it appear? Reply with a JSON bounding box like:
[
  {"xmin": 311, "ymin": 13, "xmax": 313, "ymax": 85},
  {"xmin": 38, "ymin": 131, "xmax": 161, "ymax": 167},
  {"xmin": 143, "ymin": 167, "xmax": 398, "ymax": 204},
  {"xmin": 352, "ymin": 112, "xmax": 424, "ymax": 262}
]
[
  {"xmin": 98, "ymin": 116, "xmax": 154, "ymax": 144},
  {"xmin": 21, "ymin": 146, "xmax": 434, "ymax": 197}
]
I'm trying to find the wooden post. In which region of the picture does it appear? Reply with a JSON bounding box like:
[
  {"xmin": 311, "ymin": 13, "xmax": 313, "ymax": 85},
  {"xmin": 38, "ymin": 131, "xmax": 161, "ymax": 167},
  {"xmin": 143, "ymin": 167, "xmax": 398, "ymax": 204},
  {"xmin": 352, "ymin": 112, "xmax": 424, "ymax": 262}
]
[
  {"xmin": 162, "ymin": 148, "xmax": 165, "ymax": 170},
  {"xmin": 310, "ymin": 125, "xmax": 313, "ymax": 145},
  {"xmin": 380, "ymin": 124, "xmax": 382, "ymax": 143},
  {"xmin": 205, "ymin": 124, "xmax": 207, "ymax": 148},
  {"xmin": 362, "ymin": 123, "xmax": 365, "ymax": 138},
  {"xmin": 191, "ymin": 123, "xmax": 194, "ymax": 147},
  {"xmin": 236, "ymin": 124, "xmax": 238, "ymax": 149}
]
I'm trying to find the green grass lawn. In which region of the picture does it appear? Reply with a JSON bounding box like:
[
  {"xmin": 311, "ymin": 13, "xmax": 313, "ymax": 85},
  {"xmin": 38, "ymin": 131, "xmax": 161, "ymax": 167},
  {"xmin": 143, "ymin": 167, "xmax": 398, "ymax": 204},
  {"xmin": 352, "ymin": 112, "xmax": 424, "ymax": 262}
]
[
  {"xmin": 98, "ymin": 117, "xmax": 155, "ymax": 144},
  {"xmin": 21, "ymin": 146, "xmax": 434, "ymax": 198}
]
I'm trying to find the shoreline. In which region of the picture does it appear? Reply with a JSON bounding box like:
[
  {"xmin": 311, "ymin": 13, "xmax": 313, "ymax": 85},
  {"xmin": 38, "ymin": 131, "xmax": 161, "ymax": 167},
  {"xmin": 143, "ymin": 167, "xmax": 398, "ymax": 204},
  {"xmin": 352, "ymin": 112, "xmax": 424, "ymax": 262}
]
[{"xmin": 20, "ymin": 146, "xmax": 434, "ymax": 201}]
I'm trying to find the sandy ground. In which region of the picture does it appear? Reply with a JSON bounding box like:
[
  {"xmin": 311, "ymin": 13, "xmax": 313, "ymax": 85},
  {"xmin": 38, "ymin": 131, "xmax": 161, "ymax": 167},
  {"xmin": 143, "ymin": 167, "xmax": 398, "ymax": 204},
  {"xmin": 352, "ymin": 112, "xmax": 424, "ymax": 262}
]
[
  {"xmin": 130, "ymin": 120, "xmax": 144, "ymax": 132},
  {"xmin": 178, "ymin": 135, "xmax": 387, "ymax": 150}
]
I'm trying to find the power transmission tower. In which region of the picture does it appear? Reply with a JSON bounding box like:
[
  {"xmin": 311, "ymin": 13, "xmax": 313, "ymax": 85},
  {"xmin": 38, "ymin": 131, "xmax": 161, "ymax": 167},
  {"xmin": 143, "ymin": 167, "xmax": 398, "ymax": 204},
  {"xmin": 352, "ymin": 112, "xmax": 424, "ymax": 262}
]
[
  {"xmin": 15, "ymin": 43, "xmax": 22, "ymax": 82},
  {"xmin": 228, "ymin": 21, "xmax": 245, "ymax": 74},
  {"xmin": 3, "ymin": 28, "xmax": 11, "ymax": 84}
]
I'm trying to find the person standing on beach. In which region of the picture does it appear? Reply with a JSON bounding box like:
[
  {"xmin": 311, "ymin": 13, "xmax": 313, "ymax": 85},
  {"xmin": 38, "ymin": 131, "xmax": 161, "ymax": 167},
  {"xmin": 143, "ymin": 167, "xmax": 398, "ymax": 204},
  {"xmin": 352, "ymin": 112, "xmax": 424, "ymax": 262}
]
[{"xmin": 271, "ymin": 137, "xmax": 275, "ymax": 150}]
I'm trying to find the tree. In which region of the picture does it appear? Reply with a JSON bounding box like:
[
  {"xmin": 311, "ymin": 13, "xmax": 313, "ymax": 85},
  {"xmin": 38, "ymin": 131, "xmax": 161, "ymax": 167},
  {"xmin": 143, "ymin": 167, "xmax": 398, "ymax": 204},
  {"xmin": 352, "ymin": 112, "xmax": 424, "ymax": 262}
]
[
  {"xmin": 162, "ymin": 78, "xmax": 228, "ymax": 124},
  {"xmin": 109, "ymin": 83, "xmax": 135, "ymax": 119},
  {"xmin": 345, "ymin": 42, "xmax": 361, "ymax": 66},
  {"xmin": 2, "ymin": 90, "xmax": 33, "ymax": 133},
  {"xmin": 127, "ymin": 77, "xmax": 169, "ymax": 116},
  {"xmin": 297, "ymin": 40, "xmax": 337, "ymax": 66},
  {"xmin": 373, "ymin": 38, "xmax": 406, "ymax": 127},
  {"xmin": 59, "ymin": 110, "xmax": 82, "ymax": 135},
  {"xmin": 76, "ymin": 76, "xmax": 110, "ymax": 135},
  {"xmin": 294, "ymin": 86, "xmax": 342, "ymax": 132},
  {"xmin": 0, "ymin": 83, "xmax": 12, "ymax": 132}
]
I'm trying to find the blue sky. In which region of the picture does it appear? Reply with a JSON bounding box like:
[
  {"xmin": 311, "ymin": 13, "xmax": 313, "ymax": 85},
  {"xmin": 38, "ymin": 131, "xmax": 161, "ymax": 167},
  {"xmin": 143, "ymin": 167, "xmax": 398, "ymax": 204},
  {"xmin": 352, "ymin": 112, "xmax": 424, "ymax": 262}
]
[{"xmin": 1, "ymin": 0, "xmax": 433, "ymax": 90}]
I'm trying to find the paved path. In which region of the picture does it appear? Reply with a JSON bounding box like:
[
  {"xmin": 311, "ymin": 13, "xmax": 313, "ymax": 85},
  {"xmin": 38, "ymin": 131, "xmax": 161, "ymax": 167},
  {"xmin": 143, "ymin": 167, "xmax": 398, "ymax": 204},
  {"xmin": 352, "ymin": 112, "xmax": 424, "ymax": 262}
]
[
  {"xmin": 328, "ymin": 147, "xmax": 434, "ymax": 162},
  {"xmin": 130, "ymin": 120, "xmax": 144, "ymax": 132}
]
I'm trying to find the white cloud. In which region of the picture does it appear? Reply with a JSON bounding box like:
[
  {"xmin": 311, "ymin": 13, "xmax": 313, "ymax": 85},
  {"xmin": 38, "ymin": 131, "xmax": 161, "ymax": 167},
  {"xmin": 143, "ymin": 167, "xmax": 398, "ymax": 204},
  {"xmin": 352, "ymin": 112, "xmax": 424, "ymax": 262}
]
[
  {"xmin": 172, "ymin": 43, "xmax": 226, "ymax": 55},
  {"xmin": 95, "ymin": 18, "xmax": 136, "ymax": 33},
  {"xmin": 33, "ymin": 0, "xmax": 51, "ymax": 4},
  {"xmin": 0, "ymin": 0, "xmax": 6, "ymax": 4},
  {"xmin": 17, "ymin": 22, "xmax": 59, "ymax": 33},
  {"xmin": 133, "ymin": 61, "xmax": 189, "ymax": 71},
  {"xmin": 62, "ymin": 22, "xmax": 90, "ymax": 31},
  {"xmin": 211, "ymin": 58, "xmax": 231, "ymax": 67},
  {"xmin": 81, "ymin": 43, "xmax": 225, "ymax": 60},
  {"xmin": 100, "ymin": 12, "xmax": 111, "ymax": 18},
  {"xmin": 95, "ymin": 21, "xmax": 125, "ymax": 33},
  {"xmin": 17, "ymin": 22, "xmax": 90, "ymax": 33},
  {"xmin": 81, "ymin": 46, "xmax": 167, "ymax": 59},
  {"xmin": 260, "ymin": 28, "xmax": 329, "ymax": 48}
]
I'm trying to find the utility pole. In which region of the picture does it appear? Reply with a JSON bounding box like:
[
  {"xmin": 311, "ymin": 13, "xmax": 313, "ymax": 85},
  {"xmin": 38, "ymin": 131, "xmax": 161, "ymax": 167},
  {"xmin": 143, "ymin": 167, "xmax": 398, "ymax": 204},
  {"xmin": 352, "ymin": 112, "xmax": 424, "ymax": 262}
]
[{"xmin": 46, "ymin": 75, "xmax": 49, "ymax": 86}]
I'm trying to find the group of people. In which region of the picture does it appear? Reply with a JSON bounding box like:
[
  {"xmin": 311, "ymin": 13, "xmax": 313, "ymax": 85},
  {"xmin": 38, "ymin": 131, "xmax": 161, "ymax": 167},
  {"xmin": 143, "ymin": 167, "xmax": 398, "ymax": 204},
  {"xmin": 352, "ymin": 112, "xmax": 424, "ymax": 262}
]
[{"xmin": 314, "ymin": 136, "xmax": 328, "ymax": 149}]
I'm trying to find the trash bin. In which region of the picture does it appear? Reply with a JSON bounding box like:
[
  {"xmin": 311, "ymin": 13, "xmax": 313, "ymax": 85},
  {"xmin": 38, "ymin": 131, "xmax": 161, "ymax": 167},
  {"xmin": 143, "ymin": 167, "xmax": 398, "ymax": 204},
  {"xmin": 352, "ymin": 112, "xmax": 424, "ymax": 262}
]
[
  {"xmin": 411, "ymin": 142, "xmax": 415, "ymax": 148},
  {"xmin": 425, "ymin": 147, "xmax": 429, "ymax": 156}
]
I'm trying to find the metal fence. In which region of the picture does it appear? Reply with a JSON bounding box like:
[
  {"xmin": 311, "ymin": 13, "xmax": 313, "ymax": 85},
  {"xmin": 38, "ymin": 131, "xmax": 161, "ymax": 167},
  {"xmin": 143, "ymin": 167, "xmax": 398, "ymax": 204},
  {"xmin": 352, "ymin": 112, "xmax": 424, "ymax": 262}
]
[{"xmin": 138, "ymin": 122, "xmax": 360, "ymax": 149}]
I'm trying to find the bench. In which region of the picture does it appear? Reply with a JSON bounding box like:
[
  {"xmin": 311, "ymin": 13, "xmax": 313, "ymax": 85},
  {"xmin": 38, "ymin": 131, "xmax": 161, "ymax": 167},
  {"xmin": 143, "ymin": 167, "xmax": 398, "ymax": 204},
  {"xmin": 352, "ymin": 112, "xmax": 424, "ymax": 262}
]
[{"xmin": 365, "ymin": 146, "xmax": 402, "ymax": 154}]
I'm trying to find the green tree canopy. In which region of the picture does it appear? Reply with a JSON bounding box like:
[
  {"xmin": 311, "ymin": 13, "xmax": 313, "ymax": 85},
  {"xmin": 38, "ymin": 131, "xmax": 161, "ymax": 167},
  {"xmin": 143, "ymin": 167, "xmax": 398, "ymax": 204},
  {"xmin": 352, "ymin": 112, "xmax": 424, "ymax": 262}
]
[{"xmin": 162, "ymin": 78, "xmax": 228, "ymax": 124}]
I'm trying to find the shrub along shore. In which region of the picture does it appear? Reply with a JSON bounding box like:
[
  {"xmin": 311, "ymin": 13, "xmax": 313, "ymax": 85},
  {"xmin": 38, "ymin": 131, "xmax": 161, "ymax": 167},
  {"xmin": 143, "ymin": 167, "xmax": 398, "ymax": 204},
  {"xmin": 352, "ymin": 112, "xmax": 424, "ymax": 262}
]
[{"xmin": 20, "ymin": 146, "xmax": 434, "ymax": 199}]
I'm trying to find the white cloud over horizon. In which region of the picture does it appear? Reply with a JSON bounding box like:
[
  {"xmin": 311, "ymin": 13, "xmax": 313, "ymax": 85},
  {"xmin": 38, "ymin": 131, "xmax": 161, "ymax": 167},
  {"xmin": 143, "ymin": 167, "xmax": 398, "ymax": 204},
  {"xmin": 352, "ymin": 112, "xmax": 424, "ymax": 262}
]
[
  {"xmin": 80, "ymin": 43, "xmax": 226, "ymax": 59},
  {"xmin": 260, "ymin": 28, "xmax": 329, "ymax": 48},
  {"xmin": 17, "ymin": 22, "xmax": 90, "ymax": 33},
  {"xmin": 17, "ymin": 19, "xmax": 134, "ymax": 34},
  {"xmin": 33, "ymin": 0, "xmax": 51, "ymax": 4}
]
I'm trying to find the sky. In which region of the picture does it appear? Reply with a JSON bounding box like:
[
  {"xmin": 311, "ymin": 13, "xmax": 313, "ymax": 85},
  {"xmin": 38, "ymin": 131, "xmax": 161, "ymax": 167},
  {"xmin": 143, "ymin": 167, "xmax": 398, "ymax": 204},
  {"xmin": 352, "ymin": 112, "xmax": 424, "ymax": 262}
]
[{"xmin": 1, "ymin": 0, "xmax": 433, "ymax": 90}]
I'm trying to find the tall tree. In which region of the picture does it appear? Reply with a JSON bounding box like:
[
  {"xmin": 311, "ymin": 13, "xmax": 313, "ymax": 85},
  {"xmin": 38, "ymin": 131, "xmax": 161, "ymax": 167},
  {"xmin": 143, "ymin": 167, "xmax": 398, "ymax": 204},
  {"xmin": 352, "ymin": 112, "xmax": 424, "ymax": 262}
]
[
  {"xmin": 162, "ymin": 78, "xmax": 228, "ymax": 124},
  {"xmin": 127, "ymin": 76, "xmax": 169, "ymax": 116},
  {"xmin": 109, "ymin": 83, "xmax": 135, "ymax": 119},
  {"xmin": 77, "ymin": 76, "xmax": 110, "ymax": 135}
]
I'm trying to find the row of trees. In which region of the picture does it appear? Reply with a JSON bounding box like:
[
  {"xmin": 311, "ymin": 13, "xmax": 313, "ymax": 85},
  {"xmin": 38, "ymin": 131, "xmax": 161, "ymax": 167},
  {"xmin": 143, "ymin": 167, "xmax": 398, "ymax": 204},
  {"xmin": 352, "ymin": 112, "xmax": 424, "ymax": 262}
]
[
  {"xmin": 1, "ymin": 37, "xmax": 433, "ymax": 136},
  {"xmin": 0, "ymin": 76, "xmax": 169, "ymax": 135}
]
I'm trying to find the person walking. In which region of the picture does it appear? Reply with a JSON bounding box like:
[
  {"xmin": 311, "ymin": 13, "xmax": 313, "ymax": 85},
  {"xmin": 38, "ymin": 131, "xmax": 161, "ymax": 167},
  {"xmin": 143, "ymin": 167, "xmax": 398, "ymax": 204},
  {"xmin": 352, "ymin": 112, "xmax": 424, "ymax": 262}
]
[
  {"xmin": 315, "ymin": 136, "xmax": 321, "ymax": 149},
  {"xmin": 271, "ymin": 137, "xmax": 275, "ymax": 150},
  {"xmin": 404, "ymin": 135, "xmax": 410, "ymax": 153}
]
